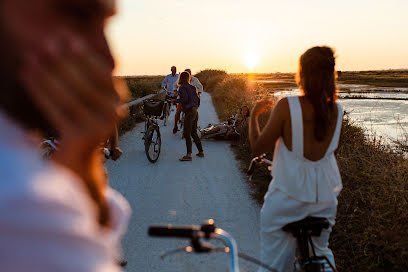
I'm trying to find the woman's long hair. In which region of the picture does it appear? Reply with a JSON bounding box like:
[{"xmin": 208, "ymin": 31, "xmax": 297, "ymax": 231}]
[
  {"xmin": 177, "ymin": 71, "xmax": 191, "ymax": 86},
  {"xmin": 296, "ymin": 46, "xmax": 337, "ymax": 141}
]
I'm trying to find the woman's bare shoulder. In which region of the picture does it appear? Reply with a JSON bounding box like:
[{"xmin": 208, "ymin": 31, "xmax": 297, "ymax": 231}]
[{"xmin": 273, "ymin": 97, "xmax": 290, "ymax": 120}]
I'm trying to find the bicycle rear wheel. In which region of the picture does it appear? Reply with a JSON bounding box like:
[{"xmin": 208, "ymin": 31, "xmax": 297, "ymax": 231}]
[
  {"xmin": 163, "ymin": 103, "xmax": 169, "ymax": 126},
  {"xmin": 145, "ymin": 125, "xmax": 161, "ymax": 163}
]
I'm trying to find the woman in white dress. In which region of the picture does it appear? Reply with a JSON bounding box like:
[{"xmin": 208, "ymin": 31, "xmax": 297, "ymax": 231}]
[{"xmin": 249, "ymin": 46, "xmax": 343, "ymax": 271}]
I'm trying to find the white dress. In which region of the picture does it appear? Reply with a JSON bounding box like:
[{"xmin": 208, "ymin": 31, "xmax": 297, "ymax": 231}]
[
  {"xmin": 0, "ymin": 113, "xmax": 131, "ymax": 272},
  {"xmin": 259, "ymin": 96, "xmax": 343, "ymax": 272}
]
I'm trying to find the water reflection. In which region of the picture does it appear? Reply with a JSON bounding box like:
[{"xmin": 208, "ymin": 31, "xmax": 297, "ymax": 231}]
[{"xmin": 267, "ymin": 84, "xmax": 408, "ymax": 143}]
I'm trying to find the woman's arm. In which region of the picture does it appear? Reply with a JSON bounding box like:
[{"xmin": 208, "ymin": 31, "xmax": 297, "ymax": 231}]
[
  {"xmin": 249, "ymin": 98, "xmax": 287, "ymax": 156},
  {"xmin": 175, "ymin": 86, "xmax": 188, "ymax": 105}
]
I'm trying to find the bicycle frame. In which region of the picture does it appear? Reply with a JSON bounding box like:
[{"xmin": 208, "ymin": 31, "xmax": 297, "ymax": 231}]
[{"xmin": 213, "ymin": 229, "xmax": 239, "ymax": 272}]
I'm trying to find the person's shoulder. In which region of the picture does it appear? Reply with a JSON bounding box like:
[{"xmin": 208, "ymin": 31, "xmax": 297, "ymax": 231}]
[
  {"xmin": 275, "ymin": 96, "xmax": 289, "ymax": 109},
  {"xmin": 0, "ymin": 149, "xmax": 93, "ymax": 217},
  {"xmin": 273, "ymin": 97, "xmax": 290, "ymax": 119}
]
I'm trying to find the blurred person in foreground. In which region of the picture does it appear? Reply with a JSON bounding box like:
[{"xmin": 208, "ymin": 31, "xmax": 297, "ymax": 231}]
[{"xmin": 0, "ymin": 0, "xmax": 131, "ymax": 271}]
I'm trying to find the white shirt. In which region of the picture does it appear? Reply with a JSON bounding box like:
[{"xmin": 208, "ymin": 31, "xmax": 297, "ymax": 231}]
[
  {"xmin": 190, "ymin": 76, "xmax": 204, "ymax": 96},
  {"xmin": 268, "ymin": 97, "xmax": 343, "ymax": 203},
  {"xmin": 161, "ymin": 73, "xmax": 179, "ymax": 96},
  {"xmin": 0, "ymin": 113, "xmax": 130, "ymax": 272}
]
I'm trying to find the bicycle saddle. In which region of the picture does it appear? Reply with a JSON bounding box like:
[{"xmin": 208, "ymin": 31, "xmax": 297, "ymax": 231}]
[{"xmin": 282, "ymin": 217, "xmax": 329, "ymax": 238}]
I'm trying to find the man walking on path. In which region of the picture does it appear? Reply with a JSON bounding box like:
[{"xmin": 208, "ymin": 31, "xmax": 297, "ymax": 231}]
[
  {"xmin": 173, "ymin": 72, "xmax": 204, "ymax": 161},
  {"xmin": 161, "ymin": 66, "xmax": 179, "ymax": 98}
]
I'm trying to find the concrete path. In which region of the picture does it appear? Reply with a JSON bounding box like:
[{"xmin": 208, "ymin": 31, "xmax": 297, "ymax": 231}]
[{"xmin": 106, "ymin": 92, "xmax": 261, "ymax": 271}]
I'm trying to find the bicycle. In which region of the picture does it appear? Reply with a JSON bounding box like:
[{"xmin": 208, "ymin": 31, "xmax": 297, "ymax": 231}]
[
  {"xmin": 142, "ymin": 99, "xmax": 164, "ymax": 163},
  {"xmin": 40, "ymin": 137, "xmax": 59, "ymax": 159},
  {"xmin": 199, "ymin": 115, "xmax": 240, "ymax": 140},
  {"xmin": 247, "ymin": 154, "xmax": 337, "ymax": 272},
  {"xmin": 162, "ymin": 96, "xmax": 172, "ymax": 126},
  {"xmin": 148, "ymin": 219, "xmax": 276, "ymax": 272},
  {"xmin": 40, "ymin": 137, "xmax": 114, "ymax": 161}
]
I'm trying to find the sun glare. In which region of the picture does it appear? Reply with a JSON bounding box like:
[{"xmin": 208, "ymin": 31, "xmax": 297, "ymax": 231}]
[{"xmin": 244, "ymin": 51, "xmax": 260, "ymax": 71}]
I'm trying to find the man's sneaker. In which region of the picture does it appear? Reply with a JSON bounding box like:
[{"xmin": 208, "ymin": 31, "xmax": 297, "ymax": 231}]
[
  {"xmin": 173, "ymin": 127, "xmax": 178, "ymax": 134},
  {"xmin": 179, "ymin": 155, "xmax": 192, "ymax": 161},
  {"xmin": 196, "ymin": 152, "xmax": 205, "ymax": 158}
]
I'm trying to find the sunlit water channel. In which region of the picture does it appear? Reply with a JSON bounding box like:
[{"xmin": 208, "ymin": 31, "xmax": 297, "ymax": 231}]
[{"xmin": 261, "ymin": 83, "xmax": 408, "ymax": 144}]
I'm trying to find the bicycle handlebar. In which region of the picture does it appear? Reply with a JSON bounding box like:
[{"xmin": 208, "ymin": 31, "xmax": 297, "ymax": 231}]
[
  {"xmin": 148, "ymin": 220, "xmax": 278, "ymax": 272},
  {"xmin": 247, "ymin": 154, "xmax": 273, "ymax": 176},
  {"xmin": 148, "ymin": 225, "xmax": 200, "ymax": 238}
]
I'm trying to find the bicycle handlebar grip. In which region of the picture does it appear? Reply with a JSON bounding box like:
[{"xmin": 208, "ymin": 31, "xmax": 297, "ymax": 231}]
[{"xmin": 148, "ymin": 225, "xmax": 198, "ymax": 238}]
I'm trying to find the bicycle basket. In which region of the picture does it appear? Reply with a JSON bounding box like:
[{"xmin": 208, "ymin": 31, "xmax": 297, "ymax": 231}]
[{"xmin": 143, "ymin": 99, "xmax": 164, "ymax": 116}]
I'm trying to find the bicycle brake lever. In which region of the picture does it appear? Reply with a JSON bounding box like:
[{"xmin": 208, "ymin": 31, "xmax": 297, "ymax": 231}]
[
  {"xmin": 160, "ymin": 242, "xmax": 215, "ymax": 260},
  {"xmin": 160, "ymin": 247, "xmax": 192, "ymax": 259}
]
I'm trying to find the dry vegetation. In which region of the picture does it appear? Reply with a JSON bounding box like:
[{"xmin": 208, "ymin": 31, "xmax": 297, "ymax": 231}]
[
  {"xmin": 117, "ymin": 76, "xmax": 163, "ymax": 135},
  {"xmin": 117, "ymin": 75, "xmax": 162, "ymax": 99},
  {"xmin": 196, "ymin": 69, "xmax": 408, "ymax": 271}
]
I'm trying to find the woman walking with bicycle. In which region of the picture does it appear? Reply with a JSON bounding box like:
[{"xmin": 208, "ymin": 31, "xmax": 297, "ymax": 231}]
[
  {"xmin": 249, "ymin": 46, "xmax": 343, "ymax": 271},
  {"xmin": 173, "ymin": 71, "xmax": 204, "ymax": 161}
]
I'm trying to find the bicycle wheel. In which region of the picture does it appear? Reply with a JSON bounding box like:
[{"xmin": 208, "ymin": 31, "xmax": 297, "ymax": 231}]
[
  {"xmin": 144, "ymin": 125, "xmax": 161, "ymax": 163},
  {"xmin": 163, "ymin": 103, "xmax": 169, "ymax": 126}
]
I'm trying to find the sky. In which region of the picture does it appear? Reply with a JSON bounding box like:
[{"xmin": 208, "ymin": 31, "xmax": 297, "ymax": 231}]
[{"xmin": 106, "ymin": 0, "xmax": 408, "ymax": 75}]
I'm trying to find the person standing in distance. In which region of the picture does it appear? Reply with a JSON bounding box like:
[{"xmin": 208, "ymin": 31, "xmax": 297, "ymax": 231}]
[
  {"xmin": 173, "ymin": 69, "xmax": 203, "ymax": 133},
  {"xmin": 184, "ymin": 69, "xmax": 203, "ymax": 97},
  {"xmin": 161, "ymin": 66, "xmax": 179, "ymax": 98},
  {"xmin": 173, "ymin": 72, "xmax": 204, "ymax": 161}
]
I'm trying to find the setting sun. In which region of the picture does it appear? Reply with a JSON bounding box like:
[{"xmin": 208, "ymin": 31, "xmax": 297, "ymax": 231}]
[{"xmin": 244, "ymin": 51, "xmax": 260, "ymax": 71}]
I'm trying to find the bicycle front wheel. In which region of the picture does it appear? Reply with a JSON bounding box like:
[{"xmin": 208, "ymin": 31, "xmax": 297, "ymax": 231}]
[
  {"xmin": 145, "ymin": 125, "xmax": 161, "ymax": 163},
  {"xmin": 163, "ymin": 104, "xmax": 169, "ymax": 126}
]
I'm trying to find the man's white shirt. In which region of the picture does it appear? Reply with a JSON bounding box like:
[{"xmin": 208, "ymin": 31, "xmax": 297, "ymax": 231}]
[
  {"xmin": 161, "ymin": 74, "xmax": 179, "ymax": 97},
  {"xmin": 190, "ymin": 76, "xmax": 203, "ymax": 96}
]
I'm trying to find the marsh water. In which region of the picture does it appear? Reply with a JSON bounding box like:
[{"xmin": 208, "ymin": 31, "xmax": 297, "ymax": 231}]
[{"xmin": 261, "ymin": 83, "xmax": 408, "ymax": 144}]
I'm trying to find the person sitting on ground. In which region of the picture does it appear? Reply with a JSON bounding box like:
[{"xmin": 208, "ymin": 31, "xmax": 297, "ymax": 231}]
[
  {"xmin": 201, "ymin": 105, "xmax": 250, "ymax": 140},
  {"xmin": 0, "ymin": 0, "xmax": 131, "ymax": 271},
  {"xmin": 172, "ymin": 71, "xmax": 204, "ymax": 161},
  {"xmin": 249, "ymin": 46, "xmax": 343, "ymax": 271}
]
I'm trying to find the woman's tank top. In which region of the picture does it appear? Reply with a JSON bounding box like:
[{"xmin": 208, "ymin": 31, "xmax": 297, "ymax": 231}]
[{"xmin": 268, "ymin": 96, "xmax": 343, "ymax": 203}]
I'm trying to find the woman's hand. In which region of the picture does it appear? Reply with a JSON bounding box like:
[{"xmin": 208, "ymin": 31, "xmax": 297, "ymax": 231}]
[{"xmin": 251, "ymin": 99, "xmax": 274, "ymax": 118}]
